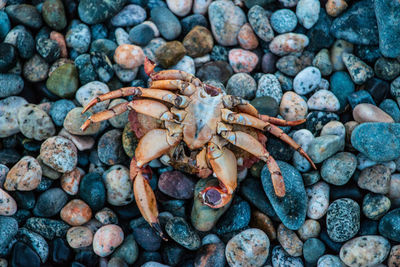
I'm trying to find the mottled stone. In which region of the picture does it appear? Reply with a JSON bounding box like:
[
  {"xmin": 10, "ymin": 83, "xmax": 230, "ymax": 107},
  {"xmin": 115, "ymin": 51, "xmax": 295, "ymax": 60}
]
[
  {"xmin": 5, "ymin": 156, "xmax": 41, "ymax": 191},
  {"xmin": 40, "ymin": 136, "xmax": 77, "ymax": 173},
  {"xmin": 353, "ymin": 103, "xmax": 394, "ymax": 123},
  {"xmin": 103, "ymin": 165, "xmax": 133, "ymax": 206},
  {"xmin": 321, "ymin": 152, "xmax": 357, "ymax": 185},
  {"xmin": 293, "ymin": 67, "xmax": 321, "ymax": 95},
  {"xmin": 17, "ymin": 104, "xmax": 55, "ymax": 141},
  {"xmin": 0, "ymin": 96, "xmax": 27, "ymax": 138},
  {"xmin": 358, "ymin": 164, "xmax": 391, "ymax": 194},
  {"xmin": 269, "ymin": 33, "xmax": 309, "ymax": 56},
  {"xmin": 165, "ymin": 217, "xmax": 200, "ymax": 250},
  {"xmin": 0, "ymin": 188, "xmax": 17, "ymax": 216},
  {"xmin": 277, "ymin": 224, "xmax": 303, "ymax": 256},
  {"xmin": 307, "ymin": 135, "xmax": 344, "ymax": 164},
  {"xmin": 296, "ymin": 0, "xmax": 320, "ymax": 29},
  {"xmin": 306, "ymin": 181, "xmax": 329, "ymax": 220},
  {"xmin": 248, "ymin": 5, "xmax": 274, "ymax": 42},
  {"xmin": 93, "ymin": 225, "xmax": 124, "ymax": 257},
  {"xmin": 66, "ymin": 226, "xmax": 93, "ymax": 248},
  {"xmin": 342, "ymin": 53, "xmax": 374, "ymax": 85}
]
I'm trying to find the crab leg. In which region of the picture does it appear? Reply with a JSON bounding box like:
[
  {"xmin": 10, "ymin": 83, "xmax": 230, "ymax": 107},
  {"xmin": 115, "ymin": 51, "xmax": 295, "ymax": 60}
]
[
  {"xmin": 220, "ymin": 130, "xmax": 285, "ymax": 197},
  {"xmin": 82, "ymin": 87, "xmax": 142, "ymax": 113},
  {"xmin": 81, "ymin": 101, "xmax": 129, "ymax": 131},
  {"xmin": 221, "ymin": 109, "xmax": 316, "ymax": 169},
  {"xmin": 81, "ymin": 99, "xmax": 174, "ymax": 131},
  {"xmin": 150, "ymin": 80, "xmax": 197, "ymax": 96},
  {"xmin": 200, "ymin": 139, "xmax": 237, "ymax": 209},
  {"xmin": 265, "ymin": 123, "xmax": 316, "ymax": 169},
  {"xmin": 130, "ymin": 127, "xmax": 182, "ymax": 240},
  {"xmin": 259, "ymin": 115, "xmax": 306, "ymax": 126}
]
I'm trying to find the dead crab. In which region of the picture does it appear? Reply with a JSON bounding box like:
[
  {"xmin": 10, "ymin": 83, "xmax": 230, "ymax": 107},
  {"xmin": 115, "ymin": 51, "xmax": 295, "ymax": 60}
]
[{"xmin": 81, "ymin": 58, "xmax": 316, "ymax": 239}]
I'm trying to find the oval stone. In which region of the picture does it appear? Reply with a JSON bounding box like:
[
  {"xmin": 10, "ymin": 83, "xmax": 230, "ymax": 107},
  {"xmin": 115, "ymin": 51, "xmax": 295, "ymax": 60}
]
[{"xmin": 261, "ymin": 161, "xmax": 306, "ymax": 230}]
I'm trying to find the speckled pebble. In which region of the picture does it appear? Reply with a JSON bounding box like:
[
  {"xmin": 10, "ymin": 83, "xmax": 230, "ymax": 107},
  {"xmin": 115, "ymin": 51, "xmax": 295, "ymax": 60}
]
[
  {"xmin": 271, "ymin": 245, "xmax": 303, "ymax": 267},
  {"xmin": 65, "ymin": 24, "xmax": 91, "ymax": 53},
  {"xmin": 60, "ymin": 199, "xmax": 92, "ymax": 226},
  {"xmin": 97, "ymin": 129, "xmax": 126, "ymax": 166},
  {"xmin": 75, "ymin": 81, "xmax": 110, "ymax": 113},
  {"xmin": 342, "ymin": 52, "xmax": 374, "ymax": 85},
  {"xmin": 0, "ymin": 96, "xmax": 28, "ymax": 138},
  {"xmin": 307, "ymin": 135, "xmax": 344, "ymax": 164},
  {"xmin": 277, "ymin": 224, "xmax": 303, "ymax": 257},
  {"xmin": 293, "ymin": 67, "xmax": 321, "ymax": 95},
  {"xmin": 321, "ymin": 152, "xmax": 357, "ymax": 185},
  {"xmin": 339, "ymin": 236, "xmax": 390, "ymax": 267},
  {"xmin": 61, "ymin": 168, "xmax": 84, "ymax": 195},
  {"xmin": 0, "ymin": 188, "xmax": 17, "ymax": 216},
  {"xmin": 270, "ymin": 33, "xmax": 309, "ymax": 56},
  {"xmin": 279, "ymin": 91, "xmax": 308, "ymax": 121},
  {"xmin": 237, "ymin": 23, "xmax": 258, "ymax": 50},
  {"xmin": 270, "ymin": 9, "xmax": 297, "ymax": 34},
  {"xmin": 298, "ymin": 219, "xmax": 321, "ymax": 241},
  {"xmin": 95, "ymin": 207, "xmax": 118, "ymax": 225},
  {"xmin": 248, "ymin": 5, "xmax": 274, "ymax": 43},
  {"xmin": 49, "ymin": 100, "xmax": 75, "ymax": 127},
  {"xmin": 66, "ymin": 226, "xmax": 93, "ymax": 248},
  {"xmin": 33, "ymin": 188, "xmax": 67, "ymax": 217},
  {"xmin": 226, "ymin": 73, "xmax": 257, "ymax": 100},
  {"xmin": 114, "ymin": 44, "xmax": 144, "ymax": 69},
  {"xmin": 17, "ymin": 104, "xmax": 55, "ymax": 141},
  {"xmin": 306, "ymin": 181, "xmax": 329, "ymax": 220},
  {"xmin": 15, "ymin": 228, "xmax": 49, "ymax": 263},
  {"xmin": 5, "ymin": 156, "xmax": 42, "ymax": 191},
  {"xmin": 225, "ymin": 228, "xmax": 270, "ymax": 267},
  {"xmin": 292, "ymin": 129, "xmax": 314, "ymax": 172},
  {"xmin": 326, "ymin": 198, "xmax": 360, "ymax": 242},
  {"xmin": 165, "ymin": 217, "xmax": 200, "ymax": 250},
  {"xmin": 103, "ymin": 165, "xmax": 133, "ymax": 206},
  {"xmin": 64, "ymin": 107, "xmax": 102, "ymax": 136},
  {"xmin": 362, "ymin": 193, "xmax": 391, "ymax": 220},
  {"xmin": 40, "ymin": 136, "xmax": 77, "ymax": 173},
  {"xmin": 296, "ymin": 0, "xmax": 320, "ymax": 29},
  {"xmin": 256, "ymin": 74, "xmax": 282, "ymax": 104},
  {"xmin": 93, "ymin": 224, "xmax": 124, "ymax": 257},
  {"xmin": 358, "ymin": 164, "xmax": 391, "ymax": 194},
  {"xmin": 111, "ymin": 4, "xmax": 146, "ymax": 27},
  {"xmin": 228, "ymin": 49, "xmax": 258, "ymax": 73},
  {"xmin": 307, "ymin": 90, "xmax": 340, "ymax": 112}
]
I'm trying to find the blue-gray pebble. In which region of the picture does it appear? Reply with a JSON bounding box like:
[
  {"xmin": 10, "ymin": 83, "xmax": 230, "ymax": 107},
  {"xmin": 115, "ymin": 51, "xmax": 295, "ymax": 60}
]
[
  {"xmin": 330, "ymin": 71, "xmax": 355, "ymax": 112},
  {"xmin": 78, "ymin": 0, "xmax": 126, "ymax": 24},
  {"xmin": 49, "ymin": 99, "xmax": 76, "ymax": 126},
  {"xmin": 261, "ymin": 160, "xmax": 307, "ymax": 230},
  {"xmin": 0, "ymin": 11, "xmax": 11, "ymax": 41},
  {"xmin": 270, "ymin": 9, "xmax": 297, "ymax": 34},
  {"xmin": 0, "ymin": 216, "xmax": 18, "ymax": 252},
  {"xmin": 151, "ymin": 7, "xmax": 181, "ymax": 40},
  {"xmin": 380, "ymin": 99, "xmax": 400, "ymax": 122},
  {"xmin": 351, "ymin": 122, "xmax": 400, "ymax": 162},
  {"xmin": 379, "ymin": 208, "xmax": 400, "ymax": 242},
  {"xmin": 79, "ymin": 172, "xmax": 106, "ymax": 211},
  {"xmin": 129, "ymin": 24, "xmax": 154, "ymax": 46}
]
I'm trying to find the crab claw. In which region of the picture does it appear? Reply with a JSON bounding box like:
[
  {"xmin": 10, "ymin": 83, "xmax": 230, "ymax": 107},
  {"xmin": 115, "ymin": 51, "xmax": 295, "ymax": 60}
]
[
  {"xmin": 144, "ymin": 57, "xmax": 156, "ymax": 76},
  {"xmin": 130, "ymin": 158, "xmax": 168, "ymax": 241},
  {"xmin": 200, "ymin": 141, "xmax": 237, "ymax": 209}
]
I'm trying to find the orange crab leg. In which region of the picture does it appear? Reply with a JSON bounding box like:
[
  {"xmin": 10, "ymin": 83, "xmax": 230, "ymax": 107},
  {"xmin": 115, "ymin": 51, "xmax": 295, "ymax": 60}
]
[
  {"xmin": 81, "ymin": 101, "xmax": 129, "ymax": 131},
  {"xmin": 150, "ymin": 80, "xmax": 197, "ymax": 96},
  {"xmin": 200, "ymin": 140, "xmax": 237, "ymax": 209},
  {"xmin": 221, "ymin": 110, "xmax": 316, "ymax": 170},
  {"xmin": 259, "ymin": 115, "xmax": 306, "ymax": 126},
  {"xmin": 220, "ymin": 130, "xmax": 285, "ymax": 197},
  {"xmin": 82, "ymin": 87, "xmax": 142, "ymax": 113},
  {"xmin": 265, "ymin": 123, "xmax": 316, "ymax": 170},
  {"xmin": 141, "ymin": 89, "xmax": 190, "ymax": 108},
  {"xmin": 130, "ymin": 158, "xmax": 167, "ymax": 240},
  {"xmin": 128, "ymin": 100, "xmax": 174, "ymax": 122}
]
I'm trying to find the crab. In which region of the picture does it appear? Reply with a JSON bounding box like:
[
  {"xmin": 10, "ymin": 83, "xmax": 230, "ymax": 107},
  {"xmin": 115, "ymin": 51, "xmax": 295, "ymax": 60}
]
[{"xmin": 80, "ymin": 58, "xmax": 316, "ymax": 239}]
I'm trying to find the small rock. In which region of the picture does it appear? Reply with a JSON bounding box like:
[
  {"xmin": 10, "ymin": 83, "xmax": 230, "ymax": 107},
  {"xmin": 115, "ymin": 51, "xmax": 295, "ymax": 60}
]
[
  {"xmin": 342, "ymin": 53, "xmax": 374, "ymax": 85},
  {"xmin": 331, "ymin": 39, "xmax": 354, "ymax": 72},
  {"xmin": 269, "ymin": 33, "xmax": 309, "ymax": 56},
  {"xmin": 0, "ymin": 96, "xmax": 27, "ymax": 138},
  {"xmin": 4, "ymin": 156, "xmax": 41, "ymax": 191},
  {"xmin": 0, "ymin": 188, "xmax": 17, "ymax": 216},
  {"xmin": 66, "ymin": 226, "xmax": 93, "ymax": 248},
  {"xmin": 170, "ymin": 55, "xmax": 195, "ymax": 75},
  {"xmin": 17, "ymin": 104, "xmax": 55, "ymax": 141},
  {"xmin": 277, "ymin": 224, "xmax": 303, "ymax": 256},
  {"xmin": 78, "ymin": 0, "xmax": 125, "ymax": 24},
  {"xmin": 317, "ymin": 254, "xmax": 345, "ymax": 267},
  {"xmin": 358, "ymin": 164, "xmax": 391, "ymax": 194},
  {"xmin": 166, "ymin": 0, "xmax": 192, "ymax": 16},
  {"xmin": 271, "ymin": 245, "xmax": 303, "ymax": 267},
  {"xmin": 95, "ymin": 207, "xmax": 118, "ymax": 225},
  {"xmin": 16, "ymin": 228, "xmax": 48, "ymax": 263},
  {"xmin": 114, "ymin": 44, "xmax": 144, "ymax": 69},
  {"xmin": 339, "ymin": 235, "xmax": 390, "ymax": 267},
  {"xmin": 65, "ymin": 24, "xmax": 91, "ymax": 53},
  {"xmin": 228, "ymin": 49, "xmax": 258, "ymax": 73},
  {"xmin": 375, "ymin": 0, "xmax": 400, "ymax": 58},
  {"xmin": 151, "ymin": 7, "xmax": 181, "ymax": 40},
  {"xmin": 25, "ymin": 218, "xmax": 69, "ymax": 240},
  {"xmin": 292, "ymin": 129, "xmax": 314, "ymax": 172},
  {"xmin": 111, "ymin": 4, "xmax": 146, "ymax": 27},
  {"xmin": 375, "ymin": 57, "xmax": 400, "ymax": 81},
  {"xmin": 362, "ymin": 193, "xmax": 391, "ymax": 220},
  {"xmin": 60, "ymin": 199, "xmax": 92, "ymax": 226},
  {"xmin": 303, "ymin": 238, "xmax": 325, "ymax": 264},
  {"xmin": 380, "ymin": 99, "xmax": 400, "ymax": 123},
  {"xmin": 10, "ymin": 242, "xmax": 40, "ymax": 267},
  {"xmin": 33, "ymin": 188, "xmax": 67, "ymax": 217},
  {"xmin": 256, "ymin": 74, "xmax": 282, "ymax": 103},
  {"xmin": 215, "ymin": 198, "xmax": 251, "ymax": 235},
  {"xmin": 307, "ymin": 135, "xmax": 344, "ymax": 164},
  {"xmin": 64, "ymin": 108, "xmax": 102, "ymax": 136},
  {"xmin": 389, "ymin": 245, "xmax": 400, "ymax": 267},
  {"xmin": 79, "ymin": 173, "xmax": 106, "ymax": 211},
  {"xmin": 5, "ymin": 4, "xmax": 42, "ymax": 29},
  {"xmin": 129, "ymin": 24, "xmax": 154, "ymax": 46},
  {"xmin": 313, "ymin": 49, "xmax": 332, "ymax": 76},
  {"xmin": 165, "ymin": 217, "xmax": 200, "ymax": 250},
  {"xmin": 112, "ymin": 234, "xmax": 139, "ymax": 265},
  {"xmin": 103, "ymin": 165, "xmax": 134, "ymax": 206},
  {"xmin": 93, "ymin": 225, "xmax": 124, "ymax": 257},
  {"xmin": 353, "ymin": 103, "xmax": 394, "ymax": 123},
  {"xmin": 49, "ymin": 100, "xmax": 75, "ymax": 127},
  {"xmin": 225, "ymin": 228, "xmax": 270, "ymax": 267},
  {"xmin": 183, "ymin": 26, "xmax": 213, "ymax": 58},
  {"xmin": 326, "ymin": 198, "xmax": 360, "ymax": 242},
  {"xmin": 158, "ymin": 171, "xmax": 195, "ymax": 200},
  {"xmin": 237, "ymin": 23, "xmax": 258, "ymax": 50},
  {"xmin": 306, "ymin": 181, "xmax": 329, "ymax": 220},
  {"xmin": 40, "ymin": 136, "xmax": 77, "ymax": 173},
  {"xmin": 321, "ymin": 152, "xmax": 357, "ymax": 185},
  {"xmin": 307, "ymin": 90, "xmax": 340, "ymax": 112},
  {"xmin": 226, "ymin": 73, "xmax": 257, "ymax": 99},
  {"xmin": 97, "ymin": 129, "xmax": 126, "ymax": 166},
  {"xmin": 293, "ymin": 66, "xmax": 321, "ymax": 95},
  {"xmin": 270, "ymin": 9, "xmax": 297, "ymax": 34},
  {"xmin": 194, "ymin": 241, "xmax": 225, "ymax": 267},
  {"xmin": 296, "ymin": 0, "xmax": 320, "ymax": 29},
  {"xmin": 250, "ymin": 211, "xmax": 276, "ymax": 241},
  {"xmin": 279, "ymin": 91, "xmax": 308, "ymax": 121},
  {"xmin": 155, "ymin": 41, "xmax": 186, "ymax": 68},
  {"xmin": 297, "ymin": 219, "xmax": 321, "ymax": 241},
  {"xmin": 321, "ymin": 121, "xmax": 346, "ymax": 139},
  {"xmin": 248, "ymin": 5, "xmax": 274, "ymax": 42},
  {"xmin": 76, "ymin": 81, "xmax": 110, "ymax": 113}
]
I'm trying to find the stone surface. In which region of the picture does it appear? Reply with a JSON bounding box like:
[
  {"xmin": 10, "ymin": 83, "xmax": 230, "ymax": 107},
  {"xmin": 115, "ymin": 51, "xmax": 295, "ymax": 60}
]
[
  {"xmin": 93, "ymin": 225, "xmax": 124, "ymax": 257},
  {"xmin": 5, "ymin": 156, "xmax": 41, "ymax": 191},
  {"xmin": 17, "ymin": 104, "xmax": 55, "ymax": 141}
]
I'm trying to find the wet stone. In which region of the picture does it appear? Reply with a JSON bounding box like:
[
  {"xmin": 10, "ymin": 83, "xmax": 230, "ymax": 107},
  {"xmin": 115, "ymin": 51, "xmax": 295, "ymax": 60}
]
[
  {"xmin": 66, "ymin": 226, "xmax": 93, "ymax": 248},
  {"xmin": 250, "ymin": 96, "xmax": 279, "ymax": 117},
  {"xmin": 261, "ymin": 161, "xmax": 307, "ymax": 230},
  {"xmin": 326, "ymin": 198, "xmax": 360, "ymax": 242},
  {"xmin": 271, "ymin": 245, "xmax": 303, "ymax": 267},
  {"xmin": 358, "ymin": 164, "xmax": 391, "ymax": 194},
  {"xmin": 351, "ymin": 123, "xmax": 400, "ymax": 162},
  {"xmin": 215, "ymin": 197, "xmax": 251, "ymax": 235},
  {"xmin": 79, "ymin": 173, "xmax": 106, "ymax": 211},
  {"xmin": 306, "ymin": 181, "xmax": 329, "ymax": 220},
  {"xmin": 296, "ymin": 0, "xmax": 320, "ymax": 29},
  {"xmin": 111, "ymin": 4, "xmax": 146, "ymax": 27},
  {"xmin": 97, "ymin": 129, "xmax": 126, "ymax": 166},
  {"xmin": 5, "ymin": 156, "xmax": 41, "ymax": 191},
  {"xmin": 225, "ymin": 229, "xmax": 270, "ymax": 267},
  {"xmin": 150, "ymin": 7, "xmax": 181, "ymax": 40},
  {"xmin": 277, "ymin": 224, "xmax": 303, "ymax": 257},
  {"xmin": 362, "ymin": 193, "xmax": 391, "ymax": 220},
  {"xmin": 339, "ymin": 235, "xmax": 390, "ymax": 267},
  {"xmin": 228, "ymin": 49, "xmax": 258, "ymax": 73},
  {"xmin": 321, "ymin": 152, "xmax": 357, "ymax": 186},
  {"xmin": 270, "ymin": 9, "xmax": 297, "ymax": 34},
  {"xmin": 129, "ymin": 24, "xmax": 154, "ymax": 46},
  {"xmin": 248, "ymin": 5, "xmax": 274, "ymax": 42},
  {"xmin": 165, "ymin": 217, "xmax": 200, "ymax": 250},
  {"xmin": 5, "ymin": 4, "xmax": 42, "ymax": 29},
  {"xmin": 342, "ymin": 53, "xmax": 374, "ymax": 85},
  {"xmin": 40, "ymin": 136, "xmax": 77, "ymax": 173},
  {"xmin": 298, "ymin": 219, "xmax": 321, "ymax": 241},
  {"xmin": 36, "ymin": 38, "xmax": 60, "ymax": 63},
  {"xmin": 303, "ymin": 238, "xmax": 325, "ymax": 264},
  {"xmin": 379, "ymin": 208, "xmax": 400, "ymax": 242},
  {"xmin": 25, "ymin": 218, "xmax": 69, "ymax": 240},
  {"xmin": 10, "ymin": 242, "xmax": 40, "ymax": 267},
  {"xmin": 256, "ymin": 74, "xmax": 282, "ymax": 103},
  {"xmin": 33, "ymin": 188, "xmax": 68, "ymax": 218},
  {"xmin": 158, "ymin": 171, "xmax": 195, "ymax": 200},
  {"xmin": 0, "ymin": 96, "xmax": 27, "ymax": 138},
  {"xmin": 103, "ymin": 165, "xmax": 133, "ymax": 206},
  {"xmin": 93, "ymin": 225, "xmax": 124, "ymax": 257},
  {"xmin": 307, "ymin": 135, "xmax": 344, "ymax": 164},
  {"xmin": 78, "ymin": 0, "xmax": 126, "ymax": 25},
  {"xmin": 16, "ymin": 228, "xmax": 49, "ymax": 263},
  {"xmin": 226, "ymin": 73, "xmax": 257, "ymax": 100},
  {"xmin": 112, "ymin": 234, "xmax": 139, "ymax": 265}
]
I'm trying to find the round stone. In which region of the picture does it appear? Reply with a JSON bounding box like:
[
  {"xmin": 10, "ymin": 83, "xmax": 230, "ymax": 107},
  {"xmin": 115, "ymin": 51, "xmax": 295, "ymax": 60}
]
[
  {"xmin": 33, "ymin": 188, "xmax": 68, "ymax": 217},
  {"xmin": 256, "ymin": 74, "xmax": 282, "ymax": 103},
  {"xmin": 40, "ymin": 136, "xmax": 77, "ymax": 173},
  {"xmin": 111, "ymin": 4, "xmax": 146, "ymax": 27},
  {"xmin": 306, "ymin": 181, "xmax": 330, "ymax": 220},
  {"xmin": 307, "ymin": 89, "xmax": 340, "ymax": 112},
  {"xmin": 303, "ymin": 238, "xmax": 325, "ymax": 264},
  {"xmin": 17, "ymin": 104, "xmax": 55, "ymax": 141},
  {"xmin": 358, "ymin": 164, "xmax": 391, "ymax": 194},
  {"xmin": 60, "ymin": 199, "xmax": 92, "ymax": 226},
  {"xmin": 270, "ymin": 33, "xmax": 309, "ymax": 56},
  {"xmin": 321, "ymin": 152, "xmax": 357, "ymax": 185},
  {"xmin": 5, "ymin": 156, "xmax": 41, "ymax": 191},
  {"xmin": 293, "ymin": 66, "xmax": 322, "ymax": 95},
  {"xmin": 46, "ymin": 63, "xmax": 79, "ymax": 98},
  {"xmin": 277, "ymin": 224, "xmax": 303, "ymax": 256},
  {"xmin": 183, "ymin": 26, "xmax": 213, "ymax": 58},
  {"xmin": 103, "ymin": 165, "xmax": 134, "ymax": 206},
  {"xmin": 362, "ymin": 193, "xmax": 391, "ymax": 220},
  {"xmin": 0, "ymin": 188, "xmax": 17, "ymax": 216},
  {"xmin": 114, "ymin": 44, "xmax": 144, "ymax": 69},
  {"xmin": 93, "ymin": 225, "xmax": 124, "ymax": 257},
  {"xmin": 326, "ymin": 198, "xmax": 360, "ymax": 242},
  {"xmin": 150, "ymin": 7, "xmax": 181, "ymax": 41},
  {"xmin": 270, "ymin": 9, "xmax": 297, "ymax": 34},
  {"xmin": 296, "ymin": 0, "xmax": 320, "ymax": 29},
  {"xmin": 226, "ymin": 73, "xmax": 257, "ymax": 99},
  {"xmin": 228, "ymin": 49, "xmax": 258, "ymax": 73},
  {"xmin": 279, "ymin": 91, "xmax": 308, "ymax": 121},
  {"xmin": 248, "ymin": 5, "xmax": 274, "ymax": 42},
  {"xmin": 75, "ymin": 81, "xmax": 110, "ymax": 113},
  {"xmin": 66, "ymin": 226, "xmax": 93, "ymax": 248},
  {"xmin": 225, "ymin": 229, "xmax": 270, "ymax": 267}
]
